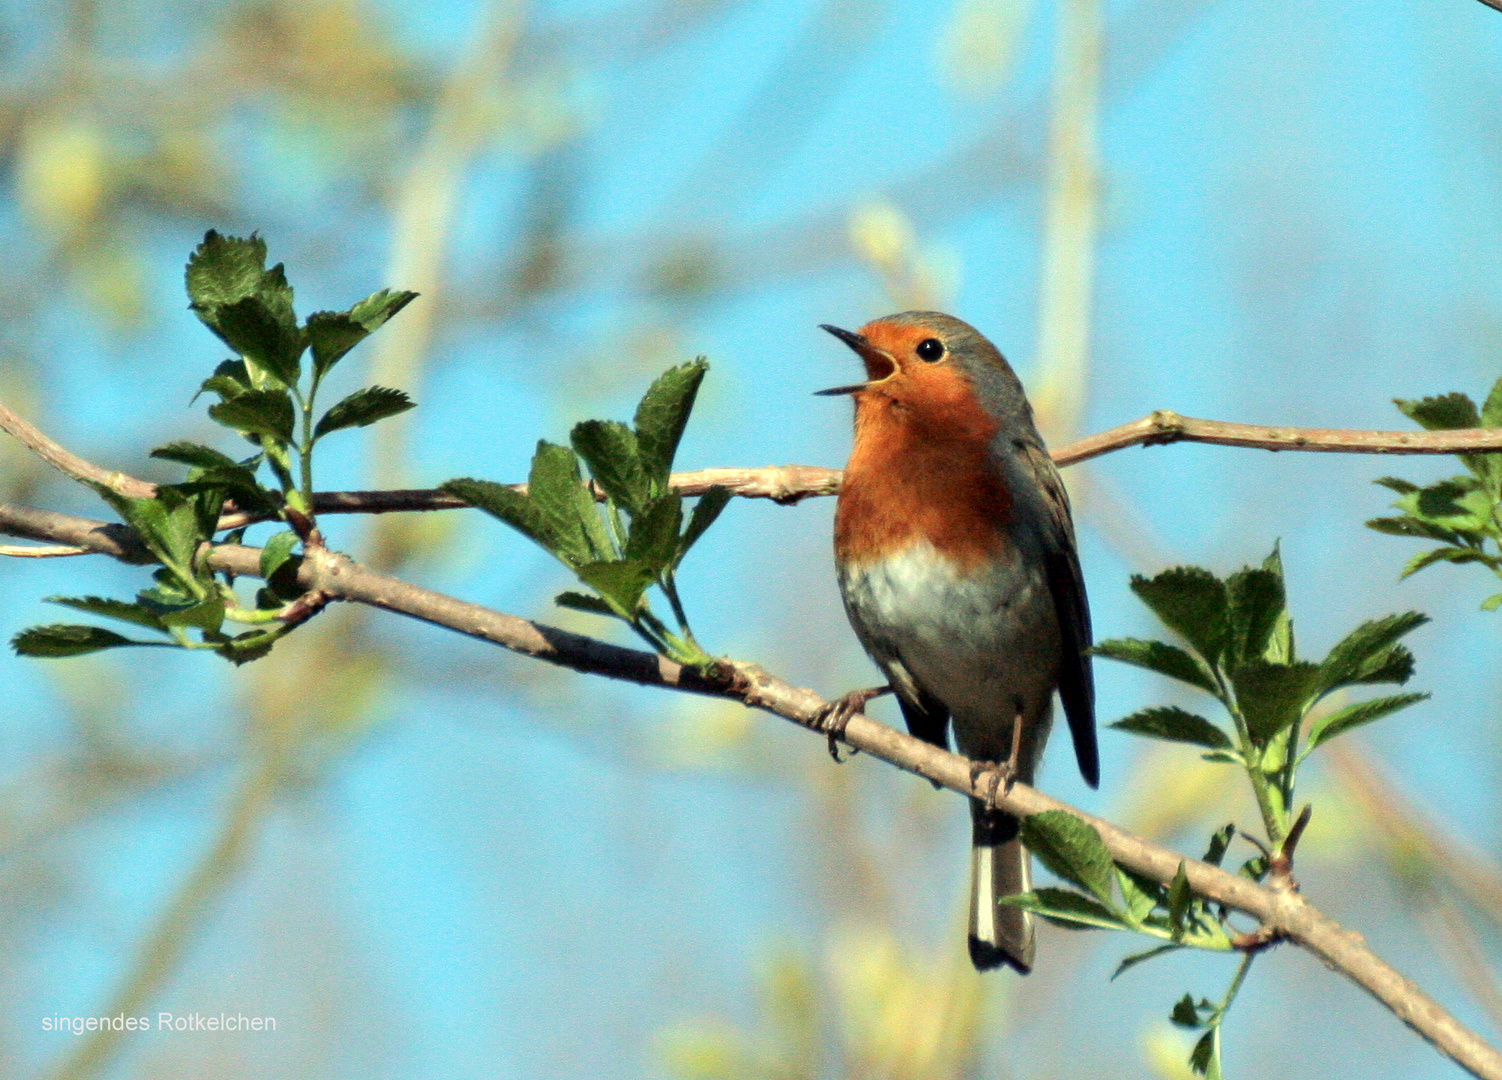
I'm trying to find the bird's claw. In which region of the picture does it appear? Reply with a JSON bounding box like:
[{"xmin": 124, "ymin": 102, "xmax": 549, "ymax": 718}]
[
  {"xmin": 969, "ymin": 760, "xmax": 1017, "ymax": 810},
  {"xmin": 817, "ymin": 686, "xmax": 891, "ymax": 762}
]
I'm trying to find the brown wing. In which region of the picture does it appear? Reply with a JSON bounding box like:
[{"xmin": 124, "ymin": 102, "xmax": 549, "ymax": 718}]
[{"xmin": 1022, "ymin": 444, "xmax": 1099, "ymax": 788}]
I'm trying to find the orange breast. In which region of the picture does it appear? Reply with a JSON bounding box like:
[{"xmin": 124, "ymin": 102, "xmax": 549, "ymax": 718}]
[{"xmin": 834, "ymin": 366, "xmax": 1012, "ymax": 573}]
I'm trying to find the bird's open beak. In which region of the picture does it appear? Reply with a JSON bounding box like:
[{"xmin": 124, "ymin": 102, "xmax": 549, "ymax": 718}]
[{"xmin": 815, "ymin": 324, "xmax": 897, "ymax": 395}]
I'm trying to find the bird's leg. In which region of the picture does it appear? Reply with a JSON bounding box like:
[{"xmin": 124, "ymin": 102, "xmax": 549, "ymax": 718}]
[
  {"xmin": 972, "ymin": 708, "xmax": 1025, "ymax": 811},
  {"xmin": 817, "ymin": 685, "xmax": 891, "ymax": 762}
]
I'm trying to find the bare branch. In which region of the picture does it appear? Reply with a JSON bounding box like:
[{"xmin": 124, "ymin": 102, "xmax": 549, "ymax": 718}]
[
  {"xmin": 0, "ymin": 543, "xmax": 91, "ymax": 557},
  {"xmin": 0, "ymin": 400, "xmax": 156, "ymax": 499},
  {"xmin": 3, "ymin": 498, "xmax": 1499, "ymax": 1079}
]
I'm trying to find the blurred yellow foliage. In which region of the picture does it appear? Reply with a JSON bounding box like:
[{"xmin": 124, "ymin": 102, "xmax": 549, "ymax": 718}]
[
  {"xmin": 18, "ymin": 111, "xmax": 108, "ymax": 235},
  {"xmin": 935, "ymin": 0, "xmax": 1031, "ymax": 96}
]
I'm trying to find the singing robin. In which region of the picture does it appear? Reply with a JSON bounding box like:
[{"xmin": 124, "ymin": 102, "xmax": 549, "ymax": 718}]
[{"xmin": 817, "ymin": 311, "xmax": 1098, "ymax": 974}]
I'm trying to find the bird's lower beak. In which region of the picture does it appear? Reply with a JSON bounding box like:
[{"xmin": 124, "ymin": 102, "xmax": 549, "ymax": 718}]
[{"xmin": 816, "ymin": 324, "xmax": 896, "ymax": 395}]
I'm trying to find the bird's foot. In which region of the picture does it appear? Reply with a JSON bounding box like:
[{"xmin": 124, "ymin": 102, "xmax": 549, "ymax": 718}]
[
  {"xmin": 817, "ymin": 685, "xmax": 891, "ymax": 762},
  {"xmin": 970, "ymin": 712, "xmax": 1026, "ymax": 810}
]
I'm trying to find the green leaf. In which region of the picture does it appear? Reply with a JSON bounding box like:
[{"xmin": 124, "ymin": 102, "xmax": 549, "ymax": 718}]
[
  {"xmin": 209, "ymin": 389, "xmax": 295, "ymax": 443},
  {"xmin": 677, "ymin": 486, "xmax": 730, "ymax": 566},
  {"xmin": 1401, "ymin": 546, "xmax": 1500, "ymax": 579},
  {"xmin": 1483, "ymin": 593, "xmax": 1502, "ymax": 612},
  {"xmin": 210, "ymin": 295, "xmax": 303, "ymax": 387},
  {"xmin": 625, "ymin": 494, "xmax": 683, "ymax": 573},
  {"xmin": 1171, "ymin": 993, "xmax": 1208, "ymax": 1029},
  {"xmin": 1020, "ymin": 810, "xmax": 1116, "ymax": 905},
  {"xmin": 1304, "ymin": 693, "xmax": 1429, "ymax": 753},
  {"xmin": 1116, "ymin": 867, "xmax": 1164, "ymax": 925},
  {"xmin": 1395, "ymin": 391, "xmax": 1480, "ymax": 431},
  {"xmin": 349, "ymin": 287, "xmax": 419, "ymax": 332},
  {"xmin": 1226, "ymin": 565, "xmax": 1285, "ymax": 665},
  {"xmin": 1111, "ymin": 707, "xmax": 1231, "ymax": 750},
  {"xmin": 156, "ymin": 595, "xmax": 226, "ymax": 633},
  {"xmin": 1167, "ymin": 863, "xmax": 1193, "ymax": 938},
  {"xmin": 150, "ymin": 441, "xmax": 243, "ymax": 471},
  {"xmin": 1232, "ymin": 660, "xmax": 1320, "ymax": 742},
  {"xmin": 441, "ymin": 478, "xmax": 554, "ymax": 551},
  {"xmin": 1388, "ymin": 480, "xmax": 1491, "ymax": 538},
  {"xmin": 634, "ymin": 358, "xmax": 708, "ymax": 493},
  {"xmin": 1203, "ymin": 823, "xmax": 1236, "ymax": 867},
  {"xmin": 1482, "ymin": 376, "xmax": 1502, "ymax": 428},
  {"xmin": 94, "ymin": 486, "xmax": 207, "ymax": 582},
  {"xmin": 528, "ymin": 441, "xmax": 611, "ymax": 566},
  {"xmin": 1365, "ymin": 516, "xmax": 1466, "ymax": 545},
  {"xmin": 555, "ymin": 591, "xmax": 616, "ymax": 616},
  {"xmin": 1000, "ymin": 888, "xmax": 1126, "ymax": 931},
  {"xmin": 571, "ymin": 420, "xmax": 649, "ymax": 513},
  {"xmin": 195, "ymin": 359, "xmax": 252, "ymax": 404},
  {"xmin": 1129, "ymin": 567, "xmax": 1228, "ymax": 664},
  {"xmin": 13, "ymin": 624, "xmax": 166, "ymax": 657},
  {"xmin": 576, "ymin": 560, "xmax": 656, "ymax": 617},
  {"xmin": 1374, "ymin": 476, "xmax": 1419, "ymax": 495},
  {"xmin": 45, "ymin": 596, "xmax": 168, "ymax": 632},
  {"xmin": 1111, "ymin": 944, "xmax": 1183, "ymax": 980},
  {"xmin": 259, "ymin": 530, "xmax": 299, "ymax": 580},
  {"xmin": 1191, "ymin": 1027, "xmax": 1222, "ymax": 1080},
  {"xmin": 305, "ymin": 291, "xmax": 416, "ymax": 382},
  {"xmin": 313, "ymin": 386, "xmax": 415, "ymax": 440},
  {"xmin": 186, "ymin": 231, "xmax": 271, "ymax": 310},
  {"xmin": 1318, "ymin": 612, "xmax": 1428, "ymax": 692},
  {"xmin": 1090, "ymin": 638, "xmax": 1218, "ymax": 694}
]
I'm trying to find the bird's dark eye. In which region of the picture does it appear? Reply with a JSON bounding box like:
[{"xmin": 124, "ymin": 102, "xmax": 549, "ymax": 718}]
[{"xmin": 915, "ymin": 337, "xmax": 944, "ymax": 362}]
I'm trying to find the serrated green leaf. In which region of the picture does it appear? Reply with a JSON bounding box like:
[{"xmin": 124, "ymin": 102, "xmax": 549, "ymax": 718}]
[
  {"xmin": 442, "ymin": 478, "xmax": 557, "ymax": 551},
  {"xmin": 210, "ymin": 295, "xmax": 303, "ymax": 387},
  {"xmin": 625, "ymin": 494, "xmax": 683, "ymax": 573},
  {"xmin": 1374, "ymin": 476, "xmax": 1419, "ymax": 495},
  {"xmin": 528, "ymin": 441, "xmax": 611, "ymax": 566},
  {"xmin": 150, "ymin": 441, "xmax": 242, "ymax": 471},
  {"xmin": 1395, "ymin": 391, "xmax": 1480, "ymax": 431},
  {"xmin": 186, "ymin": 231, "xmax": 270, "ymax": 310},
  {"xmin": 1304, "ymin": 693, "xmax": 1429, "ymax": 753},
  {"xmin": 305, "ymin": 311, "xmax": 368, "ymax": 381},
  {"xmin": 1129, "ymin": 567, "xmax": 1228, "ymax": 664},
  {"xmin": 1111, "ymin": 943, "xmax": 1183, "ymax": 980},
  {"xmin": 1392, "ymin": 480, "xmax": 1490, "ymax": 537},
  {"xmin": 1170, "ymin": 993, "xmax": 1205, "ymax": 1029},
  {"xmin": 1090, "ymin": 638, "xmax": 1218, "ymax": 694},
  {"xmin": 194, "ymin": 359, "xmax": 252, "ymax": 404},
  {"xmin": 1226, "ymin": 566, "xmax": 1285, "ymax": 666},
  {"xmin": 349, "ymin": 287, "xmax": 418, "ymax": 331},
  {"xmin": 259, "ymin": 530, "xmax": 299, "ymax": 580},
  {"xmin": 576, "ymin": 560, "xmax": 656, "ymax": 617},
  {"xmin": 157, "ymin": 595, "xmax": 225, "ymax": 633},
  {"xmin": 1111, "ymin": 707, "xmax": 1231, "ymax": 750},
  {"xmin": 571, "ymin": 420, "xmax": 649, "ymax": 513},
  {"xmin": 1365, "ymin": 515, "xmax": 1466, "ymax": 544},
  {"xmin": 1401, "ymin": 546, "xmax": 1500, "ymax": 579},
  {"xmin": 1191, "ymin": 1027, "xmax": 1222, "ymax": 1079},
  {"xmin": 1318, "ymin": 612, "xmax": 1428, "ymax": 692},
  {"xmin": 209, "ymin": 389, "xmax": 295, "ymax": 443},
  {"xmin": 313, "ymin": 386, "xmax": 415, "ymax": 440},
  {"xmin": 555, "ymin": 591, "xmax": 616, "ymax": 616},
  {"xmin": 1233, "ymin": 660, "xmax": 1320, "ymax": 742},
  {"xmin": 94, "ymin": 485, "xmax": 207, "ymax": 582},
  {"xmin": 45, "ymin": 596, "xmax": 168, "ymax": 632},
  {"xmin": 13, "ymin": 624, "xmax": 167, "ymax": 657},
  {"xmin": 634, "ymin": 358, "xmax": 708, "ymax": 494},
  {"xmin": 1020, "ymin": 810, "xmax": 1116, "ymax": 905},
  {"xmin": 677, "ymin": 486, "xmax": 730, "ymax": 566},
  {"xmin": 1000, "ymin": 888, "xmax": 1126, "ymax": 931}
]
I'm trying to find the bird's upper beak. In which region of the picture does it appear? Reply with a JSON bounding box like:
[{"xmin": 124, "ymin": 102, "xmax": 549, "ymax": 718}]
[{"xmin": 815, "ymin": 324, "xmax": 897, "ymax": 396}]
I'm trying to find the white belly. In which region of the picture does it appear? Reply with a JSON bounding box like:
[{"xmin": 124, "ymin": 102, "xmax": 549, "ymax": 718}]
[{"xmin": 838, "ymin": 540, "xmax": 1060, "ymax": 761}]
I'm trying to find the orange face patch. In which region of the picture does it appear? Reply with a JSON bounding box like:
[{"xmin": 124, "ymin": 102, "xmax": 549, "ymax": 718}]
[{"xmin": 834, "ymin": 320, "xmax": 1012, "ymax": 571}]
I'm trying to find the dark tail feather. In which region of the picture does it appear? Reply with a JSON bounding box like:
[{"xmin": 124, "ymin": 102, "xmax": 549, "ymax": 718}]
[{"xmin": 968, "ymin": 805, "xmax": 1034, "ymax": 974}]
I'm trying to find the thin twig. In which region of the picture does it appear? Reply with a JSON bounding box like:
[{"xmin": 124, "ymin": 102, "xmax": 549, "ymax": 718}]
[
  {"xmin": 2, "ymin": 499, "xmax": 1499, "ymax": 1080},
  {"xmin": 0, "ymin": 543, "xmax": 91, "ymax": 557}
]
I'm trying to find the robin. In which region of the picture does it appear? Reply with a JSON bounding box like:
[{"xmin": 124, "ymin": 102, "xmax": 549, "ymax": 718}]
[{"xmin": 817, "ymin": 311, "xmax": 1098, "ymax": 974}]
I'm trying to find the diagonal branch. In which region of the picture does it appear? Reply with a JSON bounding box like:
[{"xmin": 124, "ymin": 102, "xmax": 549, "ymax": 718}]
[{"xmin": 2, "ymin": 496, "xmax": 1499, "ymax": 1080}]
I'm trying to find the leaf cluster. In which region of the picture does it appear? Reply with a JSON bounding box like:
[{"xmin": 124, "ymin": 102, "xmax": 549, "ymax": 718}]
[
  {"xmin": 13, "ymin": 232, "xmax": 417, "ymax": 665},
  {"xmin": 442, "ymin": 360, "xmax": 728, "ymax": 667},
  {"xmin": 1095, "ymin": 545, "xmax": 1428, "ymax": 838},
  {"xmin": 1366, "ymin": 381, "xmax": 1502, "ymax": 609}
]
